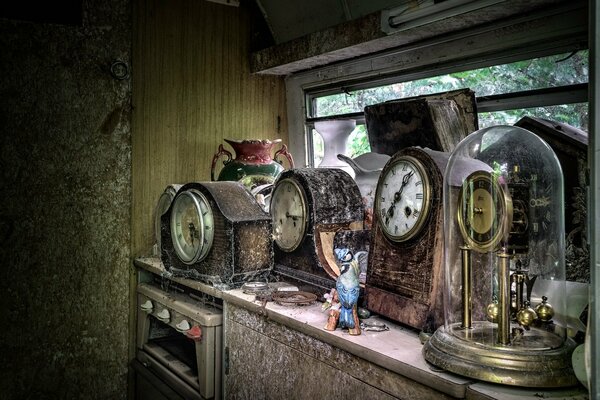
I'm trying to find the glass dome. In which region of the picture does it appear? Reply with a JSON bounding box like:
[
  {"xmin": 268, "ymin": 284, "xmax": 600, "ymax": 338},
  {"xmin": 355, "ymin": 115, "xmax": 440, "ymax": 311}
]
[{"xmin": 423, "ymin": 125, "xmax": 577, "ymax": 387}]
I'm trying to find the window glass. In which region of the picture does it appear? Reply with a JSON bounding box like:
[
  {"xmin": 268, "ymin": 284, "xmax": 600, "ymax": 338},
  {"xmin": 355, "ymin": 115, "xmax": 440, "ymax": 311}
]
[
  {"xmin": 312, "ymin": 50, "xmax": 588, "ymax": 118},
  {"xmin": 312, "ymin": 102, "xmax": 588, "ymax": 166},
  {"xmin": 479, "ymin": 103, "xmax": 589, "ymax": 130},
  {"xmin": 307, "ymin": 50, "xmax": 588, "ymax": 166}
]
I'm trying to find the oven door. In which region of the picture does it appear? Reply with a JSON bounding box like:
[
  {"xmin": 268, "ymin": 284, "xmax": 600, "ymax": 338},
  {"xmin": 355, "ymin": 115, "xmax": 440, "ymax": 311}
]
[{"xmin": 134, "ymin": 349, "xmax": 203, "ymax": 400}]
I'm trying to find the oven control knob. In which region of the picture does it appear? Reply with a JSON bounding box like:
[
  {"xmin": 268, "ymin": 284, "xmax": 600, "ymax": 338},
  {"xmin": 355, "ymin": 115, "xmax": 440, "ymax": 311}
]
[
  {"xmin": 157, "ymin": 308, "xmax": 170, "ymax": 322},
  {"xmin": 140, "ymin": 300, "xmax": 153, "ymax": 313},
  {"xmin": 175, "ymin": 319, "xmax": 191, "ymax": 332},
  {"xmin": 185, "ymin": 325, "xmax": 202, "ymax": 341}
]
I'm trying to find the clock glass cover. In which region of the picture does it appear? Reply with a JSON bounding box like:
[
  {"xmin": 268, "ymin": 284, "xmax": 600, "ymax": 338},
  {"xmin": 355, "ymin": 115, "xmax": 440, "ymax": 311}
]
[
  {"xmin": 270, "ymin": 178, "xmax": 308, "ymax": 252},
  {"xmin": 457, "ymin": 171, "xmax": 512, "ymax": 252},
  {"xmin": 375, "ymin": 155, "xmax": 431, "ymax": 242},
  {"xmin": 423, "ymin": 125, "xmax": 573, "ymax": 388},
  {"xmin": 170, "ymin": 189, "xmax": 214, "ymax": 264}
]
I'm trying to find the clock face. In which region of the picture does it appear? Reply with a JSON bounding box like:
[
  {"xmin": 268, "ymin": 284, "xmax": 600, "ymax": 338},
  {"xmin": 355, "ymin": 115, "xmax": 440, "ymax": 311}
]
[
  {"xmin": 457, "ymin": 171, "xmax": 513, "ymax": 252},
  {"xmin": 270, "ymin": 178, "xmax": 308, "ymax": 252},
  {"xmin": 375, "ymin": 156, "xmax": 431, "ymax": 242},
  {"xmin": 170, "ymin": 189, "xmax": 214, "ymax": 264}
]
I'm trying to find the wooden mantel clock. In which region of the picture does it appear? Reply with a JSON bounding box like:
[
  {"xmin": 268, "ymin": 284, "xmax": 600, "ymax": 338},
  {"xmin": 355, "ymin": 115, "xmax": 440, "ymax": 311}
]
[
  {"xmin": 270, "ymin": 168, "xmax": 364, "ymax": 292},
  {"xmin": 366, "ymin": 147, "xmax": 448, "ymax": 333},
  {"xmin": 160, "ymin": 181, "xmax": 273, "ymax": 287}
]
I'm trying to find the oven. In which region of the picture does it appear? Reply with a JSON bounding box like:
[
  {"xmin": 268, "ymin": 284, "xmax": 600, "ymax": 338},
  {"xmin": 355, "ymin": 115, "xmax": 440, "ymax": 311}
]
[{"xmin": 133, "ymin": 281, "xmax": 223, "ymax": 400}]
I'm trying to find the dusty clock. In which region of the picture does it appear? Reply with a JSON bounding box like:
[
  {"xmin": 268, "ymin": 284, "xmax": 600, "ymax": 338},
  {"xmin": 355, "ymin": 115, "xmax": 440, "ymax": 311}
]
[
  {"xmin": 423, "ymin": 125, "xmax": 577, "ymax": 388},
  {"xmin": 375, "ymin": 154, "xmax": 431, "ymax": 242},
  {"xmin": 270, "ymin": 168, "xmax": 364, "ymax": 293},
  {"xmin": 161, "ymin": 181, "xmax": 273, "ymax": 286},
  {"xmin": 170, "ymin": 189, "xmax": 215, "ymax": 264},
  {"xmin": 366, "ymin": 147, "xmax": 448, "ymax": 333},
  {"xmin": 271, "ymin": 178, "xmax": 308, "ymax": 252}
]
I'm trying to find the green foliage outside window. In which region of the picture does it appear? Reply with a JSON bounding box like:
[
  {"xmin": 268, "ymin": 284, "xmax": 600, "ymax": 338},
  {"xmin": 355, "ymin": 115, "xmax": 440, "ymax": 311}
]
[{"xmin": 311, "ymin": 50, "xmax": 588, "ymax": 163}]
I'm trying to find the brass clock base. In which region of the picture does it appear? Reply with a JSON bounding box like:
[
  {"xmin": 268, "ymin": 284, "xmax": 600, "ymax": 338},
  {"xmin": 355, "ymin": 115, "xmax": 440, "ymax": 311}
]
[{"xmin": 422, "ymin": 322, "xmax": 578, "ymax": 387}]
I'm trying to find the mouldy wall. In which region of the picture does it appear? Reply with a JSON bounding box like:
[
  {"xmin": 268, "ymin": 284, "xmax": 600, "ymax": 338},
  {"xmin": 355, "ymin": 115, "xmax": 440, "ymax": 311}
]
[{"xmin": 0, "ymin": 0, "xmax": 132, "ymax": 398}]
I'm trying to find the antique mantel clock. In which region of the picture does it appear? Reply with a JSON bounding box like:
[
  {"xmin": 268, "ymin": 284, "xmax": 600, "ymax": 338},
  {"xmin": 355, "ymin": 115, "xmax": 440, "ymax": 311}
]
[
  {"xmin": 423, "ymin": 125, "xmax": 577, "ymax": 387},
  {"xmin": 366, "ymin": 147, "xmax": 450, "ymax": 333},
  {"xmin": 270, "ymin": 168, "xmax": 364, "ymax": 292},
  {"xmin": 161, "ymin": 181, "xmax": 273, "ymax": 287}
]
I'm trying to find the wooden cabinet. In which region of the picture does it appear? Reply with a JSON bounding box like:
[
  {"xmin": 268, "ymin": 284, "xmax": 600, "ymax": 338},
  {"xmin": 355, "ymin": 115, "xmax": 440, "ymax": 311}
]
[{"xmin": 222, "ymin": 302, "xmax": 460, "ymax": 400}]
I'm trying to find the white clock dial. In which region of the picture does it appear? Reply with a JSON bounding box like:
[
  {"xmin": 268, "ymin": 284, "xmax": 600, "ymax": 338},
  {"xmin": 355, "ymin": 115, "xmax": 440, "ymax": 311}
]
[
  {"xmin": 375, "ymin": 156, "xmax": 431, "ymax": 242},
  {"xmin": 170, "ymin": 190, "xmax": 214, "ymax": 264},
  {"xmin": 270, "ymin": 178, "xmax": 308, "ymax": 252}
]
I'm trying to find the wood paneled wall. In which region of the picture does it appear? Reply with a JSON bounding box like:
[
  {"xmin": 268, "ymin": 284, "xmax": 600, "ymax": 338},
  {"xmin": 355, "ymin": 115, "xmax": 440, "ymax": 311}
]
[{"xmin": 132, "ymin": 0, "xmax": 288, "ymax": 256}]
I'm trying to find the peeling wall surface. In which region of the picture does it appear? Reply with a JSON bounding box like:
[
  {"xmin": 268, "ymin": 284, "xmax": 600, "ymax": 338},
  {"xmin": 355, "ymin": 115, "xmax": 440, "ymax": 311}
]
[{"xmin": 0, "ymin": 0, "xmax": 132, "ymax": 398}]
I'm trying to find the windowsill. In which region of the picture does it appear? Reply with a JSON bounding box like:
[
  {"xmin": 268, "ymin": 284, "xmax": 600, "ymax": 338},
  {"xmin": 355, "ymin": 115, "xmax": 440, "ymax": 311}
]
[{"xmin": 134, "ymin": 256, "xmax": 589, "ymax": 399}]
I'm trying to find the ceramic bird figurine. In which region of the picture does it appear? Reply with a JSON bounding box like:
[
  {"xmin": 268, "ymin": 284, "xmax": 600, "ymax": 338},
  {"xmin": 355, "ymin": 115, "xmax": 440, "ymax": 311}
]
[{"xmin": 334, "ymin": 248, "xmax": 360, "ymax": 331}]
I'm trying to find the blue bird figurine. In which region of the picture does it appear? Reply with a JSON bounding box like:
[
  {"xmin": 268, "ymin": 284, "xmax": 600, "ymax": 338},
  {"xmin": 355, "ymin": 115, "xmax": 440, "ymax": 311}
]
[{"xmin": 334, "ymin": 248, "xmax": 361, "ymax": 331}]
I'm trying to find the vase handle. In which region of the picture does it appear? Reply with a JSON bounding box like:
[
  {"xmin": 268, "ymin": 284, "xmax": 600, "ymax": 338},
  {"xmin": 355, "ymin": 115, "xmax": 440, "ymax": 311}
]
[
  {"xmin": 274, "ymin": 144, "xmax": 294, "ymax": 169},
  {"xmin": 211, "ymin": 144, "xmax": 233, "ymax": 181}
]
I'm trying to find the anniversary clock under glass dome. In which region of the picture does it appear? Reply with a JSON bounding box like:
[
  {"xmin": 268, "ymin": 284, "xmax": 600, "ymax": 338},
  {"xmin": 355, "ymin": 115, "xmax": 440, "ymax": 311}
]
[{"xmin": 423, "ymin": 125, "xmax": 577, "ymax": 387}]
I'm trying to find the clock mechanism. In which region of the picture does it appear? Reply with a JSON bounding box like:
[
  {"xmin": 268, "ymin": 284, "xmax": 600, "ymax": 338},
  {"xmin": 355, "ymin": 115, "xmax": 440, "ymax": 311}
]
[
  {"xmin": 270, "ymin": 168, "xmax": 364, "ymax": 293},
  {"xmin": 366, "ymin": 147, "xmax": 449, "ymax": 333},
  {"xmin": 457, "ymin": 171, "xmax": 513, "ymax": 253},
  {"xmin": 423, "ymin": 125, "xmax": 577, "ymax": 388},
  {"xmin": 161, "ymin": 181, "xmax": 273, "ymax": 287}
]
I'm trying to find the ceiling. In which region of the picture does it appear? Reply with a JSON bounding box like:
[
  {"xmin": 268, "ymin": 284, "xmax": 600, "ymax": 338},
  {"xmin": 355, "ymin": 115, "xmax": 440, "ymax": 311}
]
[
  {"xmin": 250, "ymin": 0, "xmax": 584, "ymax": 74},
  {"xmin": 254, "ymin": 0, "xmax": 410, "ymax": 44}
]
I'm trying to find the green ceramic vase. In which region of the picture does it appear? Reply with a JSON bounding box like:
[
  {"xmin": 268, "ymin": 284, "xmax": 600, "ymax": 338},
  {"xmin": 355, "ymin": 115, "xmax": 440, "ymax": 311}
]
[{"xmin": 211, "ymin": 138, "xmax": 293, "ymax": 189}]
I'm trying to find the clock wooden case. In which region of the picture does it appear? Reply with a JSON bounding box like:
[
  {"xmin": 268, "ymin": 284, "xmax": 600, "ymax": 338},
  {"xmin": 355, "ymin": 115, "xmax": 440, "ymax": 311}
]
[
  {"xmin": 366, "ymin": 147, "xmax": 448, "ymax": 333},
  {"xmin": 153, "ymin": 183, "xmax": 182, "ymax": 255},
  {"xmin": 364, "ymin": 89, "xmax": 477, "ymax": 156},
  {"xmin": 271, "ymin": 168, "xmax": 364, "ymax": 292},
  {"xmin": 161, "ymin": 181, "xmax": 273, "ymax": 287}
]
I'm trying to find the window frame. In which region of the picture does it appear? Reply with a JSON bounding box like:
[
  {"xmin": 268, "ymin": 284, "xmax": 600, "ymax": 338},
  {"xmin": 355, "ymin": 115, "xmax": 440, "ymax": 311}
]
[{"xmin": 284, "ymin": 3, "xmax": 588, "ymax": 167}]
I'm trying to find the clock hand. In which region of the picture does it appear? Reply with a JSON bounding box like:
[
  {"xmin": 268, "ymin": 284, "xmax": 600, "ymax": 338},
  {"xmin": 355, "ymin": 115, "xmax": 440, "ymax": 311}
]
[
  {"xmin": 393, "ymin": 170, "xmax": 414, "ymax": 202},
  {"xmin": 382, "ymin": 170, "xmax": 413, "ymax": 225},
  {"xmin": 385, "ymin": 204, "xmax": 395, "ymax": 225},
  {"xmin": 400, "ymin": 170, "xmax": 415, "ymax": 191},
  {"xmin": 188, "ymin": 222, "xmax": 196, "ymax": 245},
  {"xmin": 286, "ymin": 212, "xmax": 302, "ymax": 220}
]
